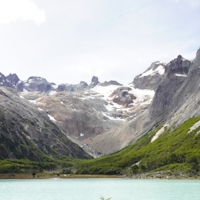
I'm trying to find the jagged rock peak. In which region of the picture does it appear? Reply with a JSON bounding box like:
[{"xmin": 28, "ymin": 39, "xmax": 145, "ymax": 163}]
[
  {"xmin": 89, "ymin": 76, "xmax": 99, "ymax": 88},
  {"xmin": 6, "ymin": 73, "xmax": 20, "ymax": 82},
  {"xmin": 142, "ymin": 61, "xmax": 165, "ymax": 74},
  {"xmin": 165, "ymin": 55, "xmax": 190, "ymax": 78},
  {"xmin": 57, "ymin": 81, "xmax": 88, "ymax": 92},
  {"xmin": 193, "ymin": 47, "xmax": 200, "ymax": 64},
  {"xmin": 99, "ymin": 80, "xmax": 122, "ymax": 87},
  {"xmin": 24, "ymin": 76, "xmax": 53, "ymax": 92},
  {"xmin": 0, "ymin": 72, "xmax": 7, "ymax": 86},
  {"xmin": 91, "ymin": 76, "xmax": 99, "ymax": 84},
  {"xmin": 27, "ymin": 76, "xmax": 48, "ymax": 83},
  {"xmin": 196, "ymin": 47, "xmax": 200, "ymax": 56},
  {"xmin": 133, "ymin": 61, "xmax": 165, "ymax": 90},
  {"xmin": 0, "ymin": 72, "xmax": 21, "ymax": 89}
]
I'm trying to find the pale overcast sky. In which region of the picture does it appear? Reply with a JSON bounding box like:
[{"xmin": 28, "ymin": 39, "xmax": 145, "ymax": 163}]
[{"xmin": 0, "ymin": 0, "xmax": 200, "ymax": 84}]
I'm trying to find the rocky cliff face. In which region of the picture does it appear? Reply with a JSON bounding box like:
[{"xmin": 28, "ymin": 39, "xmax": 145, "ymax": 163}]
[
  {"xmin": 152, "ymin": 50, "xmax": 200, "ymax": 130},
  {"xmin": 121, "ymin": 50, "xmax": 200, "ymax": 146},
  {"xmin": 148, "ymin": 55, "xmax": 191, "ymax": 125},
  {"xmin": 0, "ymin": 87, "xmax": 89, "ymax": 160}
]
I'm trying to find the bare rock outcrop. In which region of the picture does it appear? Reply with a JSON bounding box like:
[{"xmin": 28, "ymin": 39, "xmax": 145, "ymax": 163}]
[
  {"xmin": 0, "ymin": 87, "xmax": 90, "ymax": 160},
  {"xmin": 148, "ymin": 55, "xmax": 191, "ymax": 126},
  {"xmin": 88, "ymin": 76, "xmax": 99, "ymax": 88},
  {"xmin": 57, "ymin": 81, "xmax": 88, "ymax": 92},
  {"xmin": 110, "ymin": 87, "xmax": 136, "ymax": 107}
]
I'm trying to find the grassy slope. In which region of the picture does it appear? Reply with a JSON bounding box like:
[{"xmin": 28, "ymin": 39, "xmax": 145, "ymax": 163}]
[{"xmin": 1, "ymin": 117, "xmax": 200, "ymax": 175}]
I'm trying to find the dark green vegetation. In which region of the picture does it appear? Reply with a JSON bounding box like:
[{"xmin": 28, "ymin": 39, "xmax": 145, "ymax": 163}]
[
  {"xmin": 1, "ymin": 117, "xmax": 200, "ymax": 176},
  {"xmin": 0, "ymin": 157, "xmax": 75, "ymax": 173}
]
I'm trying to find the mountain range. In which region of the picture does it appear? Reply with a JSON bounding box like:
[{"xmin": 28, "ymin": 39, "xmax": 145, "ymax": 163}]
[{"xmin": 1, "ymin": 47, "xmax": 200, "ymax": 175}]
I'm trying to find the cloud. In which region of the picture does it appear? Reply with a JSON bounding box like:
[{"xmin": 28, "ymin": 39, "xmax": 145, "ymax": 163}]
[
  {"xmin": 170, "ymin": 0, "xmax": 200, "ymax": 7},
  {"xmin": 0, "ymin": 0, "xmax": 45, "ymax": 25},
  {"xmin": 190, "ymin": 0, "xmax": 200, "ymax": 7},
  {"xmin": 0, "ymin": 0, "xmax": 199, "ymax": 85}
]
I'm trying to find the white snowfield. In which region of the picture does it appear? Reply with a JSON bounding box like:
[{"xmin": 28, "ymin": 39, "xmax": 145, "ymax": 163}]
[
  {"xmin": 91, "ymin": 85, "xmax": 120, "ymax": 99},
  {"xmin": 128, "ymin": 87, "xmax": 155, "ymax": 104},
  {"xmin": 140, "ymin": 65, "xmax": 165, "ymax": 78},
  {"xmin": 92, "ymin": 84, "xmax": 154, "ymax": 103},
  {"xmin": 90, "ymin": 84, "xmax": 155, "ymax": 118}
]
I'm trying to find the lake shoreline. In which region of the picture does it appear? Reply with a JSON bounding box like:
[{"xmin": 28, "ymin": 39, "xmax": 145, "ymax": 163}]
[
  {"xmin": 131, "ymin": 171, "xmax": 200, "ymax": 180},
  {"xmin": 1, "ymin": 172, "xmax": 200, "ymax": 180},
  {"xmin": 0, "ymin": 173, "xmax": 126, "ymax": 179}
]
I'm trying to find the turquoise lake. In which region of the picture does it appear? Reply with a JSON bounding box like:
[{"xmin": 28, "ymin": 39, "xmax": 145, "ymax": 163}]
[{"xmin": 1, "ymin": 178, "xmax": 200, "ymax": 200}]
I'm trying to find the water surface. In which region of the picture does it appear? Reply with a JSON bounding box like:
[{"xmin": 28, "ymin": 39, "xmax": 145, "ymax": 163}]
[{"xmin": 0, "ymin": 178, "xmax": 200, "ymax": 200}]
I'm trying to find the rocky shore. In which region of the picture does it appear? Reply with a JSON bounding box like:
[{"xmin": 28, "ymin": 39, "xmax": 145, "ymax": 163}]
[{"xmin": 131, "ymin": 171, "xmax": 200, "ymax": 180}]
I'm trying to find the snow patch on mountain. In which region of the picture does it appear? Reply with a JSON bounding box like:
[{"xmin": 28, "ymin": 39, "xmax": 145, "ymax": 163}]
[
  {"xmin": 91, "ymin": 84, "xmax": 119, "ymax": 99},
  {"xmin": 84, "ymin": 84, "xmax": 156, "ymax": 121},
  {"xmin": 80, "ymin": 133, "xmax": 84, "ymax": 137},
  {"xmin": 19, "ymin": 95, "xmax": 25, "ymax": 99},
  {"xmin": 37, "ymin": 107, "xmax": 44, "ymax": 111},
  {"xmin": 140, "ymin": 65, "xmax": 165, "ymax": 78},
  {"xmin": 175, "ymin": 74, "xmax": 187, "ymax": 77},
  {"xmin": 28, "ymin": 99, "xmax": 37, "ymax": 104},
  {"xmin": 22, "ymin": 89, "xmax": 29, "ymax": 93},
  {"xmin": 49, "ymin": 91, "xmax": 57, "ymax": 95},
  {"xmin": 48, "ymin": 114, "xmax": 57, "ymax": 122},
  {"xmin": 102, "ymin": 111, "xmax": 125, "ymax": 121},
  {"xmin": 128, "ymin": 87, "xmax": 155, "ymax": 104},
  {"xmin": 91, "ymin": 84, "xmax": 154, "ymax": 105}
]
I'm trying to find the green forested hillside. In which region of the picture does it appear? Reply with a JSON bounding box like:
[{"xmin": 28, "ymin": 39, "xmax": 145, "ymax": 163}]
[{"xmin": 75, "ymin": 117, "xmax": 200, "ymax": 175}]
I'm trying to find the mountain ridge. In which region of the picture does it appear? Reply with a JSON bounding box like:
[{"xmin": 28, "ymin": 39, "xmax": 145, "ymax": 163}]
[{"xmin": 1, "ymin": 47, "xmax": 200, "ymax": 175}]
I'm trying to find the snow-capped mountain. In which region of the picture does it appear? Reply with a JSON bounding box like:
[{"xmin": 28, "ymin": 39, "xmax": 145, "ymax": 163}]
[
  {"xmin": 0, "ymin": 73, "xmax": 20, "ymax": 89},
  {"xmin": 0, "ymin": 58, "xmax": 165, "ymax": 157},
  {"xmin": 18, "ymin": 75, "xmax": 156, "ymax": 157},
  {"xmin": 1, "ymin": 48, "xmax": 200, "ymax": 159},
  {"xmin": 133, "ymin": 61, "xmax": 166, "ymax": 90}
]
